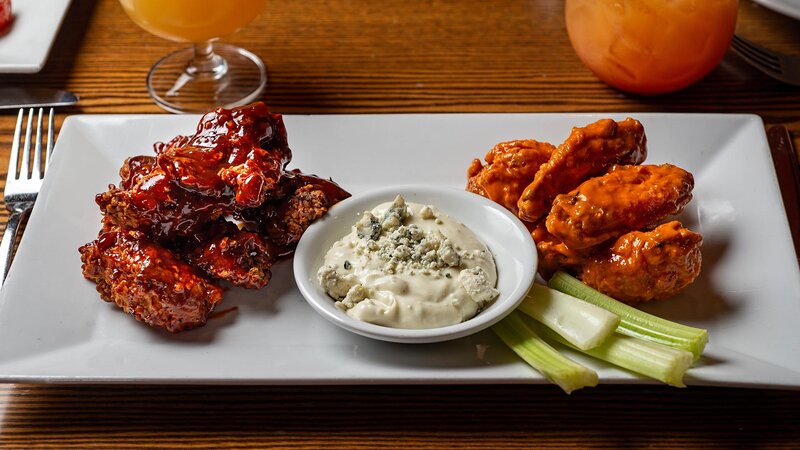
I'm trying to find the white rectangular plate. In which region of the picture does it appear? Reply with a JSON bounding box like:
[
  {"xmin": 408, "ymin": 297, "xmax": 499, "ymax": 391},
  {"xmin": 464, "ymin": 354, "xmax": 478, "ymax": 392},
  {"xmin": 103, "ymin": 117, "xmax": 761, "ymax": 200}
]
[
  {"xmin": 0, "ymin": 0, "xmax": 72, "ymax": 73},
  {"xmin": 1, "ymin": 113, "xmax": 799, "ymax": 388}
]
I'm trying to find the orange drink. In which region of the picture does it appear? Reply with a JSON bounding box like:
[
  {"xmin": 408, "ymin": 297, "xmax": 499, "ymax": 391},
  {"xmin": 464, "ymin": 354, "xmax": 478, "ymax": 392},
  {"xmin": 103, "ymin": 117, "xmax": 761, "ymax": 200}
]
[
  {"xmin": 119, "ymin": 0, "xmax": 267, "ymax": 43},
  {"xmin": 118, "ymin": 0, "xmax": 268, "ymax": 113},
  {"xmin": 565, "ymin": 0, "xmax": 738, "ymax": 95}
]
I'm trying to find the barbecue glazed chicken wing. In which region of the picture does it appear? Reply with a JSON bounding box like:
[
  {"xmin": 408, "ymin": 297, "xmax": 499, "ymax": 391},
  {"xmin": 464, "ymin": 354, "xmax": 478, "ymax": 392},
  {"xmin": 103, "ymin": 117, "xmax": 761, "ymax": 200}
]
[
  {"xmin": 466, "ymin": 139, "xmax": 555, "ymax": 214},
  {"xmin": 80, "ymin": 103, "xmax": 350, "ymax": 332},
  {"xmin": 517, "ymin": 118, "xmax": 647, "ymax": 222},
  {"xmin": 248, "ymin": 172, "xmax": 353, "ymax": 249},
  {"xmin": 96, "ymin": 155, "xmax": 235, "ymax": 240},
  {"xmin": 580, "ymin": 221, "xmax": 703, "ymax": 304},
  {"xmin": 98, "ymin": 103, "xmax": 294, "ymax": 241},
  {"xmin": 546, "ymin": 164, "xmax": 694, "ymax": 249},
  {"xmin": 156, "ymin": 102, "xmax": 291, "ymax": 208},
  {"xmin": 79, "ymin": 224, "xmax": 224, "ymax": 333},
  {"xmin": 187, "ymin": 225, "xmax": 277, "ymax": 289}
]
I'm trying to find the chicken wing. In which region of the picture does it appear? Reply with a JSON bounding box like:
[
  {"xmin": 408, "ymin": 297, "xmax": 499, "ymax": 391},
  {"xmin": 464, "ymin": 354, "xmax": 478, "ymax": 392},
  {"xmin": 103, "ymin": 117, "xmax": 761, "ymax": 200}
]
[
  {"xmin": 579, "ymin": 221, "xmax": 702, "ymax": 304},
  {"xmin": 79, "ymin": 224, "xmax": 224, "ymax": 333},
  {"xmin": 530, "ymin": 221, "xmax": 586, "ymax": 279},
  {"xmin": 187, "ymin": 226, "xmax": 276, "ymax": 289},
  {"xmin": 466, "ymin": 139, "xmax": 555, "ymax": 214},
  {"xmin": 546, "ymin": 164, "xmax": 694, "ymax": 249},
  {"xmin": 96, "ymin": 158, "xmax": 235, "ymax": 240},
  {"xmin": 245, "ymin": 172, "xmax": 351, "ymax": 249},
  {"xmin": 156, "ymin": 102, "xmax": 291, "ymax": 208},
  {"xmin": 517, "ymin": 118, "xmax": 647, "ymax": 222},
  {"xmin": 82, "ymin": 102, "xmax": 350, "ymax": 332},
  {"xmin": 97, "ymin": 104, "xmax": 292, "ymax": 240}
]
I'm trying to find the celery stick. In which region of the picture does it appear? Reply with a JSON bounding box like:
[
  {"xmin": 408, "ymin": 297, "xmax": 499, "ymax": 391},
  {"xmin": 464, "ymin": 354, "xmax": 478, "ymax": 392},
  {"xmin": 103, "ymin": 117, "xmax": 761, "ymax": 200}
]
[
  {"xmin": 517, "ymin": 284, "xmax": 620, "ymax": 351},
  {"xmin": 532, "ymin": 321, "xmax": 693, "ymax": 388},
  {"xmin": 548, "ymin": 272, "xmax": 708, "ymax": 360},
  {"xmin": 492, "ymin": 311, "xmax": 598, "ymax": 394}
]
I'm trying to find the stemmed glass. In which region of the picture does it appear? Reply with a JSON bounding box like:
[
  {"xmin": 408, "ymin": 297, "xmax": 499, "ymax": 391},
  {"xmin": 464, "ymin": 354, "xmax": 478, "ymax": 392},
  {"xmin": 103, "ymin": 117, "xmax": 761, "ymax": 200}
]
[{"xmin": 119, "ymin": 0, "xmax": 268, "ymax": 113}]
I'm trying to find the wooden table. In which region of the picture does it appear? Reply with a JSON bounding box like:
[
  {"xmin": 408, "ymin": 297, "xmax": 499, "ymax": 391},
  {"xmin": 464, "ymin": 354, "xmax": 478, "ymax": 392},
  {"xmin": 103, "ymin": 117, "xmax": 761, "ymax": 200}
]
[{"xmin": 1, "ymin": 0, "xmax": 799, "ymax": 447}]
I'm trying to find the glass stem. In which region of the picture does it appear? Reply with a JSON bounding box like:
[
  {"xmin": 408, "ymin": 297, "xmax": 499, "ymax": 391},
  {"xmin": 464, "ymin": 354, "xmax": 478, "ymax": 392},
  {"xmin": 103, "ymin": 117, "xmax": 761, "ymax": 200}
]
[{"xmin": 186, "ymin": 41, "xmax": 228, "ymax": 80}]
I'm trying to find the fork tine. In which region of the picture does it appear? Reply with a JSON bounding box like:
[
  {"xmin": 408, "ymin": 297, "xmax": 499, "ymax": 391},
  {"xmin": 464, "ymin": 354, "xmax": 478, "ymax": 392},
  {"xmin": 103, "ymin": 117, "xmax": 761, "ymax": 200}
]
[
  {"xmin": 19, "ymin": 109, "xmax": 34, "ymax": 181},
  {"xmin": 7, "ymin": 109, "xmax": 23, "ymax": 181},
  {"xmin": 46, "ymin": 108, "xmax": 54, "ymax": 173},
  {"xmin": 737, "ymin": 46, "xmax": 783, "ymax": 75},
  {"xmin": 732, "ymin": 36, "xmax": 781, "ymax": 72},
  {"xmin": 31, "ymin": 108, "xmax": 44, "ymax": 181},
  {"xmin": 748, "ymin": 36, "xmax": 779, "ymax": 65},
  {"xmin": 732, "ymin": 37, "xmax": 767, "ymax": 65},
  {"xmin": 732, "ymin": 36, "xmax": 779, "ymax": 62}
]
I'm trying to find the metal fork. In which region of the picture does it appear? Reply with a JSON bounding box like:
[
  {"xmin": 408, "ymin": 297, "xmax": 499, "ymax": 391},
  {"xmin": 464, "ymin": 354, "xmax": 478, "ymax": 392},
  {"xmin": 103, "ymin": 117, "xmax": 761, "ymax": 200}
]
[
  {"xmin": 731, "ymin": 34, "xmax": 800, "ymax": 87},
  {"xmin": 0, "ymin": 108, "xmax": 55, "ymax": 287}
]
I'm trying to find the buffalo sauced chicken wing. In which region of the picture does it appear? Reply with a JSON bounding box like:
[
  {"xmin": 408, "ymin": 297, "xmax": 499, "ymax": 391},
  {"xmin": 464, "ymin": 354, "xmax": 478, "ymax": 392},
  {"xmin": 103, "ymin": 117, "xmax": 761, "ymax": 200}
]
[
  {"xmin": 546, "ymin": 164, "xmax": 694, "ymax": 250},
  {"xmin": 530, "ymin": 221, "xmax": 587, "ymax": 279},
  {"xmin": 517, "ymin": 118, "xmax": 647, "ymax": 222},
  {"xmin": 465, "ymin": 118, "xmax": 702, "ymax": 303},
  {"xmin": 580, "ymin": 221, "xmax": 703, "ymax": 303},
  {"xmin": 467, "ymin": 139, "xmax": 555, "ymax": 214}
]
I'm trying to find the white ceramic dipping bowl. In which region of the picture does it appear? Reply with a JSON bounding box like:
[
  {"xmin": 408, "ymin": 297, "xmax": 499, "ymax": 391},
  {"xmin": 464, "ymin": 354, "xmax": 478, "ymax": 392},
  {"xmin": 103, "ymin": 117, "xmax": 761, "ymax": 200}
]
[{"xmin": 293, "ymin": 185, "xmax": 537, "ymax": 344}]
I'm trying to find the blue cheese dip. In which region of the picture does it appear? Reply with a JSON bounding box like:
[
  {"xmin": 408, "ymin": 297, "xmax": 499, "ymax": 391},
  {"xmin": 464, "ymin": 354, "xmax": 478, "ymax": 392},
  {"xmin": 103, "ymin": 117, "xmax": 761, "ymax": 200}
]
[{"xmin": 317, "ymin": 195, "xmax": 499, "ymax": 329}]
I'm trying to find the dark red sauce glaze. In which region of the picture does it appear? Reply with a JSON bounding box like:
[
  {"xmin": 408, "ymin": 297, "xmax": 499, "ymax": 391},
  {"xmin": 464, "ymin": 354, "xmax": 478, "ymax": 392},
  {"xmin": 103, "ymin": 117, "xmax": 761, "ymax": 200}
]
[
  {"xmin": 157, "ymin": 102, "xmax": 291, "ymax": 207},
  {"xmin": 79, "ymin": 226, "xmax": 224, "ymax": 333},
  {"xmin": 188, "ymin": 227, "xmax": 277, "ymax": 289},
  {"xmin": 0, "ymin": 0, "xmax": 10, "ymax": 32},
  {"xmin": 80, "ymin": 102, "xmax": 350, "ymax": 332}
]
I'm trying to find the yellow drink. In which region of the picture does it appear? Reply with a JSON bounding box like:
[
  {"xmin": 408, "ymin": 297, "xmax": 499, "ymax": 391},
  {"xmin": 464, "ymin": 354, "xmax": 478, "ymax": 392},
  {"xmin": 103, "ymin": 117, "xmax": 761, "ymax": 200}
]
[
  {"xmin": 119, "ymin": 0, "xmax": 267, "ymax": 43},
  {"xmin": 566, "ymin": 0, "xmax": 738, "ymax": 94}
]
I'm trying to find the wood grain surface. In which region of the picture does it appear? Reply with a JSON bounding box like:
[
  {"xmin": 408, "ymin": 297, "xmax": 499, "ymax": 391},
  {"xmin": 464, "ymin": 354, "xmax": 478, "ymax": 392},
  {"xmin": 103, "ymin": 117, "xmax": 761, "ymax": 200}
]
[{"xmin": 1, "ymin": 0, "xmax": 799, "ymax": 448}]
